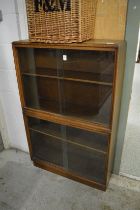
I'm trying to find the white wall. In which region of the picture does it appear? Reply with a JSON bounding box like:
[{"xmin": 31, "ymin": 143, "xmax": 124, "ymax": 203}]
[
  {"xmin": 0, "ymin": 0, "xmax": 28, "ymax": 152},
  {"xmin": 120, "ymin": 63, "xmax": 140, "ymax": 180}
]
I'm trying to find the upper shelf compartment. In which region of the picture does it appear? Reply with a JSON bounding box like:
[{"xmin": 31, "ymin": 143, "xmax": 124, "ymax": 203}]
[
  {"xmin": 17, "ymin": 46, "xmax": 116, "ymax": 127},
  {"xmin": 18, "ymin": 48, "xmax": 115, "ymax": 84}
]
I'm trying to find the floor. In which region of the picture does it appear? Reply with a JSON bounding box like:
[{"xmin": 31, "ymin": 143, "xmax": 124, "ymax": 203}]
[{"xmin": 0, "ymin": 149, "xmax": 140, "ymax": 210}]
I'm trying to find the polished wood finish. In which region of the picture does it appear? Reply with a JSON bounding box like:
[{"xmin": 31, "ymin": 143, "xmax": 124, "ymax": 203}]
[
  {"xmin": 34, "ymin": 160, "xmax": 106, "ymax": 191},
  {"xmin": 12, "ymin": 39, "xmax": 126, "ymax": 191},
  {"xmin": 24, "ymin": 108, "xmax": 111, "ymax": 134},
  {"xmin": 12, "ymin": 39, "xmax": 123, "ymax": 49}
]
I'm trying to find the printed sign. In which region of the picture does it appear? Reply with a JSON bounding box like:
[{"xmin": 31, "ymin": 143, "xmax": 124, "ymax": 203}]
[{"xmin": 34, "ymin": 0, "xmax": 71, "ymax": 12}]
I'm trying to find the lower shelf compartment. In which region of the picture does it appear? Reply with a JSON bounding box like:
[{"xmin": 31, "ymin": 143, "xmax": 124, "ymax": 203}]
[
  {"xmin": 30, "ymin": 130, "xmax": 107, "ymax": 185},
  {"xmin": 28, "ymin": 116, "xmax": 109, "ymax": 153}
]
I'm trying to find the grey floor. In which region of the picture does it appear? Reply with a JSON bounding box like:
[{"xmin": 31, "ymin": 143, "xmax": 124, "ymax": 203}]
[{"xmin": 0, "ymin": 149, "xmax": 140, "ymax": 210}]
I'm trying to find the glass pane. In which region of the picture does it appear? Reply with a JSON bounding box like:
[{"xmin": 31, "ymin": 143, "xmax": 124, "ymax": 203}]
[
  {"xmin": 62, "ymin": 80, "xmax": 112, "ymax": 125},
  {"xmin": 23, "ymin": 76, "xmax": 62, "ymax": 113},
  {"xmin": 28, "ymin": 117, "xmax": 109, "ymax": 153},
  {"xmin": 18, "ymin": 48, "xmax": 62, "ymax": 76},
  {"xmin": 66, "ymin": 126, "xmax": 108, "ymax": 153},
  {"xmin": 29, "ymin": 117, "xmax": 62, "ymax": 137},
  {"xmin": 23, "ymin": 75, "xmax": 112, "ymax": 125},
  {"xmin": 30, "ymin": 130, "xmax": 64, "ymax": 167},
  {"xmin": 62, "ymin": 50, "xmax": 115, "ymax": 83},
  {"xmin": 28, "ymin": 117, "xmax": 108, "ymax": 184},
  {"xmin": 67, "ymin": 143, "xmax": 106, "ymax": 184},
  {"xmin": 19, "ymin": 47, "xmax": 114, "ymax": 126}
]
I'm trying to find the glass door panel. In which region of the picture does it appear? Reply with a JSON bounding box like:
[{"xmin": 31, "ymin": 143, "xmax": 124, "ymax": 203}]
[
  {"xmin": 66, "ymin": 126, "xmax": 108, "ymax": 153},
  {"xmin": 23, "ymin": 75, "xmax": 112, "ymax": 125},
  {"xmin": 28, "ymin": 117, "xmax": 108, "ymax": 184},
  {"xmin": 18, "ymin": 48, "xmax": 62, "ymax": 76},
  {"xmin": 30, "ymin": 130, "xmax": 64, "ymax": 167},
  {"xmin": 28, "ymin": 117, "xmax": 109, "ymax": 153},
  {"xmin": 23, "ymin": 76, "xmax": 62, "ymax": 113},
  {"xmin": 67, "ymin": 143, "xmax": 106, "ymax": 184},
  {"xmin": 29, "ymin": 117, "xmax": 63, "ymax": 139},
  {"xmin": 62, "ymin": 80, "xmax": 112, "ymax": 125},
  {"xmin": 19, "ymin": 47, "xmax": 114, "ymax": 126},
  {"xmin": 62, "ymin": 50, "xmax": 115, "ymax": 83}
]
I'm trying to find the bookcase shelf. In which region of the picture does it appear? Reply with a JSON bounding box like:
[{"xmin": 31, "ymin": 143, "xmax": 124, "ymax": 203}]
[{"xmin": 22, "ymin": 72, "xmax": 113, "ymax": 86}]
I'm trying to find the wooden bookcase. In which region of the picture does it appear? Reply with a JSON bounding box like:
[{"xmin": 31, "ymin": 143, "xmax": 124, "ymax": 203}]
[{"xmin": 12, "ymin": 40, "xmax": 126, "ymax": 191}]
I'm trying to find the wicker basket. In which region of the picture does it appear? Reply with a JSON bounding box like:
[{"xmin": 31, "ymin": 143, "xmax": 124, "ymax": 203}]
[{"xmin": 26, "ymin": 0, "xmax": 97, "ymax": 43}]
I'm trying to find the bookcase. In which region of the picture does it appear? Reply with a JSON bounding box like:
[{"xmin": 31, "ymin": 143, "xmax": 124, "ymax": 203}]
[{"xmin": 12, "ymin": 40, "xmax": 126, "ymax": 191}]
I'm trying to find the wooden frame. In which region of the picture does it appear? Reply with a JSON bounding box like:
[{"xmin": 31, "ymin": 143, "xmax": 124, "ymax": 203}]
[{"xmin": 12, "ymin": 39, "xmax": 126, "ymax": 191}]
